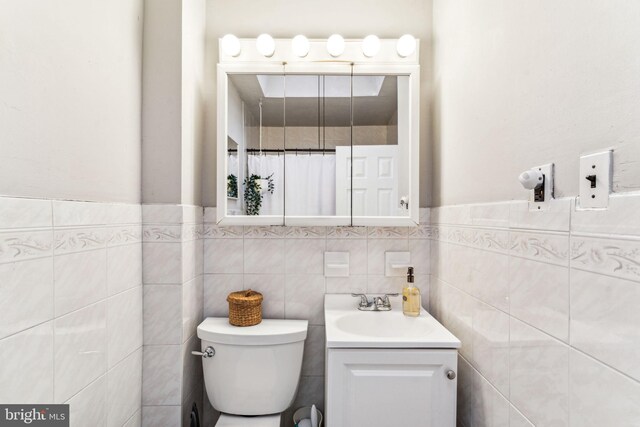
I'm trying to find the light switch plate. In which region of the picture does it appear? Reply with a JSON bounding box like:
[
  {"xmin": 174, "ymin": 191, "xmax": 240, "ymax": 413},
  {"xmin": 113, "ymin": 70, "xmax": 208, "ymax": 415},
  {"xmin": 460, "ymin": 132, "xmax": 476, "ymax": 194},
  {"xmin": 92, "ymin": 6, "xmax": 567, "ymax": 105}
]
[
  {"xmin": 579, "ymin": 150, "xmax": 612, "ymax": 209},
  {"xmin": 324, "ymin": 252, "xmax": 350, "ymax": 277},
  {"xmin": 385, "ymin": 251, "xmax": 411, "ymax": 277}
]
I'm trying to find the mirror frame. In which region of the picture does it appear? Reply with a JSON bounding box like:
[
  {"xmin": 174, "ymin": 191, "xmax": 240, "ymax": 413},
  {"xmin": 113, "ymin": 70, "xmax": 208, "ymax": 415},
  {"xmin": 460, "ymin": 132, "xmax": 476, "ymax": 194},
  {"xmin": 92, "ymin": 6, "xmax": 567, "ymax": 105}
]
[{"xmin": 216, "ymin": 42, "xmax": 420, "ymax": 226}]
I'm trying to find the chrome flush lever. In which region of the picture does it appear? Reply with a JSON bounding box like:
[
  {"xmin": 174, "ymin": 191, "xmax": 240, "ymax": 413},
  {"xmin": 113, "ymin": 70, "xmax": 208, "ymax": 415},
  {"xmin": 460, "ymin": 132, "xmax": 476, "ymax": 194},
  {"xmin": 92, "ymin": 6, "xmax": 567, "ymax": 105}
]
[{"xmin": 192, "ymin": 346, "xmax": 215, "ymax": 358}]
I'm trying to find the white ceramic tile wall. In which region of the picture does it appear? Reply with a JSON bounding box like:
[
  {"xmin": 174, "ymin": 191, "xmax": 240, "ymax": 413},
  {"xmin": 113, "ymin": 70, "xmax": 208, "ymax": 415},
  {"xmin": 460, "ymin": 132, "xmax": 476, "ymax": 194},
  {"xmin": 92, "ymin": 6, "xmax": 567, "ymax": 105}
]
[
  {"xmin": 430, "ymin": 193, "xmax": 640, "ymax": 426},
  {"xmin": 201, "ymin": 207, "xmax": 431, "ymax": 426},
  {"xmin": 0, "ymin": 196, "xmax": 143, "ymax": 427},
  {"xmin": 141, "ymin": 204, "xmax": 204, "ymax": 427}
]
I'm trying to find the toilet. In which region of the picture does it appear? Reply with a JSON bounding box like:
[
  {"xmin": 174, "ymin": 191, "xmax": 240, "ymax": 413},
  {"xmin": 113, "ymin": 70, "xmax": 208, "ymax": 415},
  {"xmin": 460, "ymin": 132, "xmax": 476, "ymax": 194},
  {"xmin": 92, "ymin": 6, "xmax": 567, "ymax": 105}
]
[{"xmin": 196, "ymin": 317, "xmax": 309, "ymax": 426}]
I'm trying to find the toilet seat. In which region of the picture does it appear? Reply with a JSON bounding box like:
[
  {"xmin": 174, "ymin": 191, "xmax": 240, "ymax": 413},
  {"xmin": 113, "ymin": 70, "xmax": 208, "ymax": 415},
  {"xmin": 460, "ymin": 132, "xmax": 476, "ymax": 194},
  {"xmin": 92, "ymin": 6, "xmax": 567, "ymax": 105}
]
[{"xmin": 215, "ymin": 414, "xmax": 281, "ymax": 427}]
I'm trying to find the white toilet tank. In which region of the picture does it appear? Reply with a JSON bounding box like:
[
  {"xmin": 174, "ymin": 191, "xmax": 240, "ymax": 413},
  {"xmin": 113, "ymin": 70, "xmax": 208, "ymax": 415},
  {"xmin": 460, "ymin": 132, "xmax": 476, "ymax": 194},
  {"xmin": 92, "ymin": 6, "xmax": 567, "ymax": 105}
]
[{"xmin": 197, "ymin": 318, "xmax": 308, "ymax": 416}]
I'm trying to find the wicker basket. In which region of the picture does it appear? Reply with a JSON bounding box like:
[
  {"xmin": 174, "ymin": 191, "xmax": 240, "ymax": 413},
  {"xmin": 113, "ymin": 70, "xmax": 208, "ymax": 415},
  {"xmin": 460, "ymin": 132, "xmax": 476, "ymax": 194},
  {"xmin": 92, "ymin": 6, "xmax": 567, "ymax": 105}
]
[{"xmin": 227, "ymin": 289, "xmax": 263, "ymax": 326}]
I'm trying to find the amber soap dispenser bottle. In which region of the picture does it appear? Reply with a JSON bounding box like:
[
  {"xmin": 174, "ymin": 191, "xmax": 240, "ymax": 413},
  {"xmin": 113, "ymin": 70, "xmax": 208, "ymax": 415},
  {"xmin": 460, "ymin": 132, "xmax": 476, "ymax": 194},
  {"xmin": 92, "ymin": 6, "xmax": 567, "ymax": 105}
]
[{"xmin": 402, "ymin": 267, "xmax": 420, "ymax": 317}]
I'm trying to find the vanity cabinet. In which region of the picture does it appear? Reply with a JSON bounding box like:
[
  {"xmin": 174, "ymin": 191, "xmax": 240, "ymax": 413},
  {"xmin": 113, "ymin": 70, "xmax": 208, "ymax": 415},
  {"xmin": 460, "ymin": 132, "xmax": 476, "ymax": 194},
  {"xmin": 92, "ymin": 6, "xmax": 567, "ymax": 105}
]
[{"xmin": 325, "ymin": 348, "xmax": 457, "ymax": 427}]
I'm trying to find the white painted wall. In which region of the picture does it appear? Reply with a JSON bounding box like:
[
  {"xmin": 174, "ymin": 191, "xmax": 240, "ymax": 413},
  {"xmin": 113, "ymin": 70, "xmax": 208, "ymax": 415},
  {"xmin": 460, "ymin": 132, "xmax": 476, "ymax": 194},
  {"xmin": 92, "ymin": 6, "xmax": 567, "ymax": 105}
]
[
  {"xmin": 0, "ymin": 0, "xmax": 143, "ymax": 203},
  {"xmin": 142, "ymin": 0, "xmax": 206, "ymax": 205},
  {"xmin": 432, "ymin": 0, "xmax": 640, "ymax": 206},
  {"xmin": 202, "ymin": 0, "xmax": 434, "ymax": 207}
]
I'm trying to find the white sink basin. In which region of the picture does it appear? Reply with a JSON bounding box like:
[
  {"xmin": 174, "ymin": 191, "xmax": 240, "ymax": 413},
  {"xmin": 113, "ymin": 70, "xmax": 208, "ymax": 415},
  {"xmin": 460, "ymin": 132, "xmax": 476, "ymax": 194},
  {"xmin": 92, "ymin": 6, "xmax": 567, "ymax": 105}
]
[{"xmin": 325, "ymin": 294, "xmax": 461, "ymax": 349}]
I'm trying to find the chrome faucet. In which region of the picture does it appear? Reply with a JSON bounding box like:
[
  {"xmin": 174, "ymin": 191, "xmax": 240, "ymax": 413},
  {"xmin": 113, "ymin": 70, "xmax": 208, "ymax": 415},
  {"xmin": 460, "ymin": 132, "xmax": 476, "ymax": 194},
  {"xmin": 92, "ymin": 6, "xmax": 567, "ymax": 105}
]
[{"xmin": 351, "ymin": 293, "xmax": 398, "ymax": 311}]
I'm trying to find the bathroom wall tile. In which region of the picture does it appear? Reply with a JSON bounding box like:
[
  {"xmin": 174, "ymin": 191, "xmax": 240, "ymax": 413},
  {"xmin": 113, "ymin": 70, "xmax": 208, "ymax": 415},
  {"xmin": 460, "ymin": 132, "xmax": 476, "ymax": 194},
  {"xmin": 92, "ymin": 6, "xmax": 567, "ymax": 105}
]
[
  {"xmin": 472, "ymin": 302, "xmax": 510, "ymax": 396},
  {"xmin": 469, "ymin": 201, "xmax": 510, "ymax": 228},
  {"xmin": 143, "ymin": 285, "xmax": 182, "ymax": 345},
  {"xmin": 66, "ymin": 375, "xmax": 107, "ymax": 427},
  {"xmin": 283, "ymin": 226, "xmax": 326, "ymax": 238},
  {"xmin": 202, "ymin": 224, "xmax": 243, "ymax": 239},
  {"xmin": 284, "ymin": 239, "xmax": 325, "ymax": 275},
  {"xmin": 0, "ymin": 322, "xmax": 54, "ymax": 403},
  {"xmin": 408, "ymin": 223, "xmax": 432, "ymax": 239},
  {"xmin": 107, "ymin": 243, "xmax": 142, "ymax": 296},
  {"xmin": 431, "ymin": 204, "xmax": 471, "ymax": 226},
  {"xmin": 142, "ymin": 345, "xmax": 181, "ymax": 406},
  {"xmin": 0, "ymin": 228, "xmax": 54, "ymax": 264},
  {"xmin": 53, "ymin": 200, "xmax": 108, "ymax": 226},
  {"xmin": 142, "ymin": 242, "xmax": 182, "ymax": 284},
  {"xmin": 54, "ymin": 249, "xmax": 107, "ymax": 316},
  {"xmin": 302, "ymin": 326, "xmax": 325, "ymax": 376},
  {"xmin": 509, "ymin": 318, "xmax": 569, "ymax": 426},
  {"xmin": 367, "ymin": 226, "xmax": 409, "ymax": 238},
  {"xmin": 409, "ymin": 239, "xmax": 430, "ymax": 274},
  {"xmin": 456, "ymin": 356, "xmax": 476, "ymax": 427},
  {"xmin": 0, "ymin": 197, "xmax": 52, "ymax": 229},
  {"xmin": 439, "ymin": 225, "xmax": 510, "ymax": 254},
  {"xmin": 569, "ymin": 350, "xmax": 640, "ymax": 427},
  {"xmin": 0, "ymin": 257, "xmax": 53, "ymax": 339},
  {"xmin": 366, "ymin": 275, "xmax": 405, "ymax": 294},
  {"xmin": 105, "ymin": 203, "xmax": 141, "ymax": 226},
  {"xmin": 570, "ymin": 269, "xmax": 640, "ymax": 381},
  {"xmin": 181, "ymin": 205, "xmax": 203, "ymax": 225},
  {"xmin": 325, "ymin": 275, "xmax": 367, "ymax": 294},
  {"xmin": 509, "ymin": 230, "xmax": 569, "ymax": 266},
  {"xmin": 509, "ymin": 257, "xmax": 569, "ymax": 341},
  {"xmin": 243, "ymin": 226, "xmax": 285, "ymax": 238},
  {"xmin": 53, "ymin": 227, "xmax": 108, "ymax": 255},
  {"xmin": 473, "ymin": 371, "xmax": 510, "ymax": 427},
  {"xmin": 509, "ymin": 405, "xmax": 534, "ymax": 427},
  {"xmin": 243, "ymin": 239, "xmax": 284, "ymax": 274},
  {"xmin": 141, "ymin": 406, "xmax": 181, "ymax": 427},
  {"xmin": 107, "ymin": 287, "xmax": 142, "ymax": 368},
  {"xmin": 570, "ymin": 235, "xmax": 640, "ymax": 283},
  {"xmin": 571, "ymin": 192, "xmax": 640, "ymax": 236},
  {"xmin": 142, "ymin": 225, "xmax": 182, "ymax": 243},
  {"xmin": 367, "ymin": 238, "xmax": 409, "ymax": 275},
  {"xmin": 123, "ymin": 410, "xmax": 141, "ymax": 427},
  {"xmin": 54, "ymin": 302, "xmax": 107, "ymax": 402},
  {"xmin": 285, "ymin": 275, "xmax": 325, "ymax": 325},
  {"xmin": 203, "ymin": 274, "xmax": 243, "ymax": 318},
  {"xmin": 326, "ymin": 226, "xmax": 367, "ymax": 238},
  {"xmin": 181, "ymin": 335, "xmax": 202, "ymax": 404},
  {"xmin": 142, "ymin": 204, "xmax": 183, "ymax": 224},
  {"xmin": 325, "ymin": 239, "xmax": 367, "ymax": 275},
  {"xmin": 182, "ymin": 276, "xmax": 204, "ymax": 342},
  {"xmin": 204, "ymin": 238, "xmax": 243, "ymax": 274},
  {"xmin": 203, "ymin": 207, "xmax": 217, "ymax": 223},
  {"xmin": 107, "ymin": 349, "xmax": 142, "ymax": 427},
  {"xmin": 243, "ymin": 274, "xmax": 285, "ymax": 318},
  {"xmin": 439, "ymin": 283, "xmax": 475, "ymax": 361},
  {"xmin": 509, "ymin": 199, "xmax": 572, "ymax": 232},
  {"xmin": 106, "ymin": 225, "xmax": 142, "ymax": 248},
  {"xmin": 181, "ymin": 239, "xmax": 199, "ymax": 283}
]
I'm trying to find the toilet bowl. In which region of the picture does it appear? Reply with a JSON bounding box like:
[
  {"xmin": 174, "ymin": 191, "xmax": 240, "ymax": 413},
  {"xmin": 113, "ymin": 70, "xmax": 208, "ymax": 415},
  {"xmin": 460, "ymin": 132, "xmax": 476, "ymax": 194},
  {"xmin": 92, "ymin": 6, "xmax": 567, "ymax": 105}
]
[{"xmin": 196, "ymin": 318, "xmax": 308, "ymax": 426}]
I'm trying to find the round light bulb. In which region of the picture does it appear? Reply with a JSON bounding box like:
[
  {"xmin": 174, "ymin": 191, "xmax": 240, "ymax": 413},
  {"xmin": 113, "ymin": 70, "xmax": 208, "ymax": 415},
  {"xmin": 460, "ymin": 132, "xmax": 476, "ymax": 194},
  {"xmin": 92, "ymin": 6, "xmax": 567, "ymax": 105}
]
[
  {"xmin": 291, "ymin": 35, "xmax": 310, "ymax": 58},
  {"xmin": 396, "ymin": 34, "xmax": 417, "ymax": 57},
  {"xmin": 221, "ymin": 34, "xmax": 241, "ymax": 57},
  {"xmin": 327, "ymin": 34, "xmax": 345, "ymax": 57},
  {"xmin": 256, "ymin": 34, "xmax": 275, "ymax": 57},
  {"xmin": 362, "ymin": 35, "xmax": 381, "ymax": 57}
]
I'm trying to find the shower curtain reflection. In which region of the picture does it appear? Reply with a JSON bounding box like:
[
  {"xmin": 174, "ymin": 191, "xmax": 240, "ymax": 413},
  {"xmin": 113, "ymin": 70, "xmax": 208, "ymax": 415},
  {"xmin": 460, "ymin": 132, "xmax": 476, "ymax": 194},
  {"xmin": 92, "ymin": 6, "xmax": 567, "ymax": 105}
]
[{"xmin": 247, "ymin": 154, "xmax": 336, "ymax": 216}]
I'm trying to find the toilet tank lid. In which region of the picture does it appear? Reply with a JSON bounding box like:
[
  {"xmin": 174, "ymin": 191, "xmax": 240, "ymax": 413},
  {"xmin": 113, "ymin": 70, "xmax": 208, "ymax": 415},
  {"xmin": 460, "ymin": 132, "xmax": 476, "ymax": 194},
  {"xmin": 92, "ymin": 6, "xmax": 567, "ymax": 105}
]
[{"xmin": 197, "ymin": 318, "xmax": 308, "ymax": 346}]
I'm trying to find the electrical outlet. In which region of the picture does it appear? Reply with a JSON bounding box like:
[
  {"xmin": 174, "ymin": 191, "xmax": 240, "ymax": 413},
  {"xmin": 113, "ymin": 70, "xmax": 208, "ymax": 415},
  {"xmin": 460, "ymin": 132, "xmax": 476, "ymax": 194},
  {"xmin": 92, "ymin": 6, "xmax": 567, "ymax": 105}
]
[{"xmin": 579, "ymin": 150, "xmax": 612, "ymax": 209}]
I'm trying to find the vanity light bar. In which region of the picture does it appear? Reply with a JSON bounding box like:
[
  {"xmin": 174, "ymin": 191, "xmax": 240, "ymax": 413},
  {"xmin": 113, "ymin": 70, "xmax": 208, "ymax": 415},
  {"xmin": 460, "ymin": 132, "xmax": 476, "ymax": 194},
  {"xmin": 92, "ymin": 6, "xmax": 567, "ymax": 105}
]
[{"xmin": 219, "ymin": 35, "xmax": 419, "ymax": 63}]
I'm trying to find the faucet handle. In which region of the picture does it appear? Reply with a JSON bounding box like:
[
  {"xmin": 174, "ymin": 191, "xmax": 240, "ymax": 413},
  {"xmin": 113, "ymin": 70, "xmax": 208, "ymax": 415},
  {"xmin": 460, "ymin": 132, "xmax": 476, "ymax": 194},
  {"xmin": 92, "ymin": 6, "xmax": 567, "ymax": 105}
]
[
  {"xmin": 351, "ymin": 293, "xmax": 370, "ymax": 308},
  {"xmin": 382, "ymin": 293, "xmax": 399, "ymax": 307}
]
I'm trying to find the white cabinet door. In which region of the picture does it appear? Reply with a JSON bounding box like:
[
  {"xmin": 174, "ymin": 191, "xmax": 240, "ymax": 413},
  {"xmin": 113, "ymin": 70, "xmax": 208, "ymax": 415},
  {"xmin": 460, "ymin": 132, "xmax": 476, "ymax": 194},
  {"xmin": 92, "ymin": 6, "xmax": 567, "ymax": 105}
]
[{"xmin": 326, "ymin": 349, "xmax": 457, "ymax": 427}]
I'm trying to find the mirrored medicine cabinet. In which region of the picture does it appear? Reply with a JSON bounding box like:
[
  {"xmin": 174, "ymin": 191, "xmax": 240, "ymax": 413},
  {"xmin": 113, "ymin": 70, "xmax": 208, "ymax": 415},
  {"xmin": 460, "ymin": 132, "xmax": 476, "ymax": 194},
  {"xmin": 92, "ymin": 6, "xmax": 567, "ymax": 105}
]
[{"xmin": 217, "ymin": 60, "xmax": 420, "ymax": 226}]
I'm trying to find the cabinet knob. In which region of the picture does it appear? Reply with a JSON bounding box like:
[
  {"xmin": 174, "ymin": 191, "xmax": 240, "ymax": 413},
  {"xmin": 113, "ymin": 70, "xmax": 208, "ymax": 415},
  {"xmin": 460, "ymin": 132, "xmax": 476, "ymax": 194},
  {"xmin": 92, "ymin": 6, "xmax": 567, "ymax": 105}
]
[{"xmin": 446, "ymin": 370, "xmax": 456, "ymax": 380}]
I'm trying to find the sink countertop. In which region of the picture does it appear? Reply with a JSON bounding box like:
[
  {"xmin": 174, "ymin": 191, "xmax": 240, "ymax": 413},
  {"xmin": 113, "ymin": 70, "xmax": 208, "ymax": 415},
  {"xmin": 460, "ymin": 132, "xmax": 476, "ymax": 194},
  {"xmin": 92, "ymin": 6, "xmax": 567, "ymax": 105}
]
[{"xmin": 324, "ymin": 294, "xmax": 461, "ymax": 349}]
